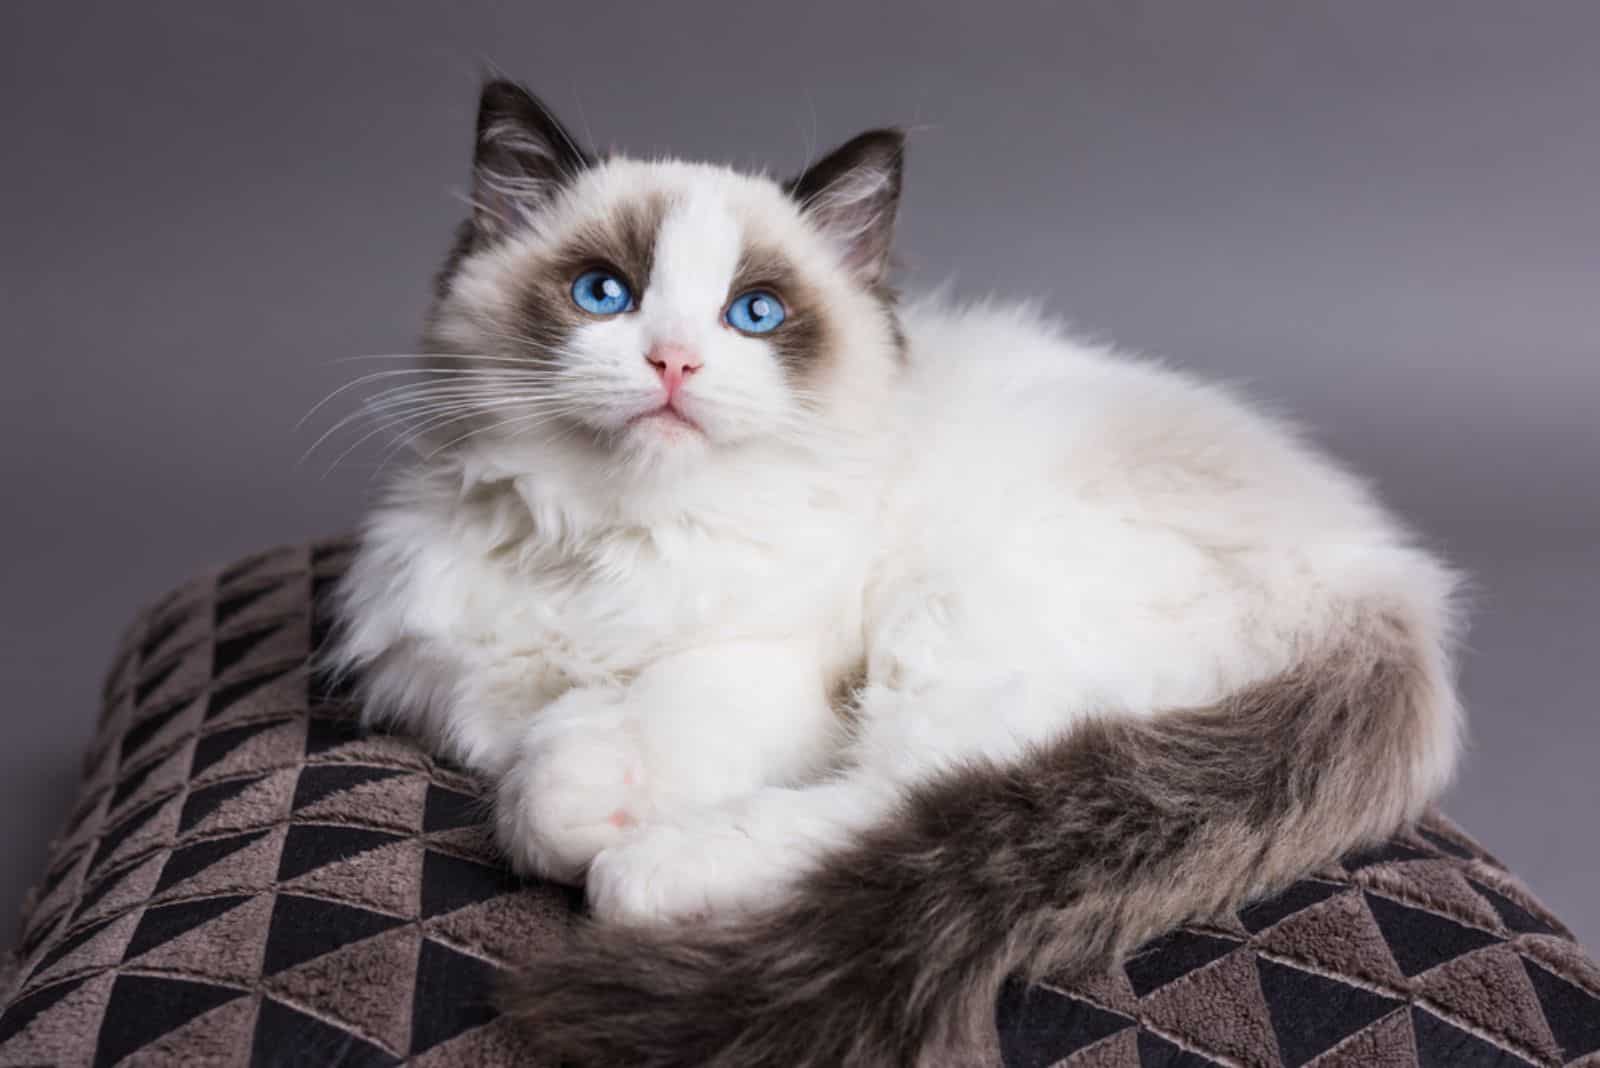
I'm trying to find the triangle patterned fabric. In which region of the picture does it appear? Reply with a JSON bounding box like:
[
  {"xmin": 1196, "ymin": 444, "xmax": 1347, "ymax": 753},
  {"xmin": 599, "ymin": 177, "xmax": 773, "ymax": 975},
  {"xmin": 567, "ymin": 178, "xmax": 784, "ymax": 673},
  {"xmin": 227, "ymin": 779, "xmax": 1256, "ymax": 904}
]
[{"xmin": 0, "ymin": 539, "xmax": 1596, "ymax": 1066}]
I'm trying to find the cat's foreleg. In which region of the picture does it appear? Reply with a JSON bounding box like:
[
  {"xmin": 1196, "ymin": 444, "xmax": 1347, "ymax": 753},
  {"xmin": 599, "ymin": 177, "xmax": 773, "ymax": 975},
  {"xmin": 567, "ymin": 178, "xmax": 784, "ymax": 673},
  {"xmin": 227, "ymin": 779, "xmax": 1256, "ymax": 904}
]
[
  {"xmin": 580, "ymin": 675, "xmax": 1027, "ymax": 924},
  {"xmin": 581, "ymin": 581, "xmax": 1056, "ymax": 924},
  {"xmin": 494, "ymin": 639, "xmax": 840, "ymax": 883}
]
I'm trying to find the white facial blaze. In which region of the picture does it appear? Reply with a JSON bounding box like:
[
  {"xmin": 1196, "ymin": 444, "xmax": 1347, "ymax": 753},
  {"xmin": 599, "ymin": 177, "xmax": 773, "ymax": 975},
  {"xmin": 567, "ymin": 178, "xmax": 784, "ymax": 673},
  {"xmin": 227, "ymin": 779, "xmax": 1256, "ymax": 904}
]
[{"xmin": 643, "ymin": 192, "xmax": 743, "ymax": 353}]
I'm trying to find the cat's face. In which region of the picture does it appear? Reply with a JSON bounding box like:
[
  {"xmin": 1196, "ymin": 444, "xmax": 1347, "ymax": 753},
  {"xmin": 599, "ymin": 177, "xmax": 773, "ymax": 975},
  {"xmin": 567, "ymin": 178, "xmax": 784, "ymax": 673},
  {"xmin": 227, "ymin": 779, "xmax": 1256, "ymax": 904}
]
[{"xmin": 421, "ymin": 81, "xmax": 904, "ymax": 477}]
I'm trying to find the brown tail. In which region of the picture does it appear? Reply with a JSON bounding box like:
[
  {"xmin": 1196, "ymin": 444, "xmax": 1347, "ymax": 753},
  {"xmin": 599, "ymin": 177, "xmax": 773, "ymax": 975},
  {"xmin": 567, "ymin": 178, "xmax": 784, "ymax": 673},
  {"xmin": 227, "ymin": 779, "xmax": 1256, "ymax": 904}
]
[{"xmin": 501, "ymin": 610, "xmax": 1457, "ymax": 1067}]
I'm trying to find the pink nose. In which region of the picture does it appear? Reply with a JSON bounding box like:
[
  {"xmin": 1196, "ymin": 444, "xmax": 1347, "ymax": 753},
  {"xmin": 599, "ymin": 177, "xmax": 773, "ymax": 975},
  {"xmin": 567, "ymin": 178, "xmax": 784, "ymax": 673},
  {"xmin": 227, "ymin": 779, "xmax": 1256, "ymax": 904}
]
[{"xmin": 646, "ymin": 344, "xmax": 703, "ymax": 396}]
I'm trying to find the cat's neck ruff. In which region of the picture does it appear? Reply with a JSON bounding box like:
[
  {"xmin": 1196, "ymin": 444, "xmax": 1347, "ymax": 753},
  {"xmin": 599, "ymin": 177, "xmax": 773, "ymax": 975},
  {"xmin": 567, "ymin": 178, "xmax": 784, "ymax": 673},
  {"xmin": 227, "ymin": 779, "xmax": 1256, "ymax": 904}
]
[{"xmin": 433, "ymin": 428, "xmax": 872, "ymax": 556}]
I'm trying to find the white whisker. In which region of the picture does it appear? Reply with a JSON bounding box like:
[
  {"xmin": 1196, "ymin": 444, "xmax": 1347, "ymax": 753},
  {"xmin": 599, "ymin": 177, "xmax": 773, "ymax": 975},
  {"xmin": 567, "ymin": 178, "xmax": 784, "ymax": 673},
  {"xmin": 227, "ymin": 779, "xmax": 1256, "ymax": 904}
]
[
  {"xmin": 298, "ymin": 368, "xmax": 545, "ymax": 430},
  {"xmin": 331, "ymin": 353, "xmax": 544, "ymax": 366},
  {"xmin": 302, "ymin": 392, "xmax": 495, "ymax": 465},
  {"xmin": 303, "ymin": 386, "xmax": 545, "ymax": 465}
]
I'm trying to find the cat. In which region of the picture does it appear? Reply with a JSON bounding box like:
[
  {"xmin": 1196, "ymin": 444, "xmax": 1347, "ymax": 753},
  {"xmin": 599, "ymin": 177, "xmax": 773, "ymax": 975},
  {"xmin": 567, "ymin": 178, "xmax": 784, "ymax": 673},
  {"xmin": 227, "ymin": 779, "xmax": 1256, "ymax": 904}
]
[{"xmin": 328, "ymin": 80, "xmax": 1463, "ymax": 1067}]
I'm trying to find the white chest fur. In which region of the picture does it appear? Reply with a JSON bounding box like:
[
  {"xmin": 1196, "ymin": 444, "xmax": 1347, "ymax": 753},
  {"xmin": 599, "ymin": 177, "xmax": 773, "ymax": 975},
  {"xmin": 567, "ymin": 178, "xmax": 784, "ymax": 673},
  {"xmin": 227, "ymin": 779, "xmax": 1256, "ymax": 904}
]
[{"xmin": 340, "ymin": 457, "xmax": 874, "ymax": 710}]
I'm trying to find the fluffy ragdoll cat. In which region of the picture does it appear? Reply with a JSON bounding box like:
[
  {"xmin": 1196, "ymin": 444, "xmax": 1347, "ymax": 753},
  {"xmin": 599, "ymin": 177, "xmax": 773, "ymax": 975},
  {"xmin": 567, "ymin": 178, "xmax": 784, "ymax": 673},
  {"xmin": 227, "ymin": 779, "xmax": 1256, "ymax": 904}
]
[{"xmin": 330, "ymin": 81, "xmax": 1463, "ymax": 1067}]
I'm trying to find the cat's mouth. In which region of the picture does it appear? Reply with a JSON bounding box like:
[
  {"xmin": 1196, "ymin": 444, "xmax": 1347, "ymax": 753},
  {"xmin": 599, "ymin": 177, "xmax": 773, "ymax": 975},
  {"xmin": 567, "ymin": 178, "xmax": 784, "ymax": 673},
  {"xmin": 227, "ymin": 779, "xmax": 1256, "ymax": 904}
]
[{"xmin": 625, "ymin": 404, "xmax": 703, "ymax": 437}]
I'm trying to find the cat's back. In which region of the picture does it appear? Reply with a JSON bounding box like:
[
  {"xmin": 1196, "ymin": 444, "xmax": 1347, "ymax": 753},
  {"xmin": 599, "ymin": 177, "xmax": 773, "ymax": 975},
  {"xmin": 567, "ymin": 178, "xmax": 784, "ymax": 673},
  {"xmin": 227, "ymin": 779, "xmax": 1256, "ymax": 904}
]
[
  {"xmin": 870, "ymin": 300, "xmax": 1440, "ymax": 714},
  {"xmin": 893, "ymin": 299, "xmax": 1383, "ymax": 527}
]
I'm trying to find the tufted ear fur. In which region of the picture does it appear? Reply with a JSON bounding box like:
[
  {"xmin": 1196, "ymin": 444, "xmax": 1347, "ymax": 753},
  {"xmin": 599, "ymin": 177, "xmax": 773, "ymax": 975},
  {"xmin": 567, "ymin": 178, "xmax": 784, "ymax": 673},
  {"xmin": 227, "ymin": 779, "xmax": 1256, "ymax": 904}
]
[
  {"xmin": 785, "ymin": 129, "xmax": 905, "ymax": 286},
  {"xmin": 469, "ymin": 80, "xmax": 593, "ymax": 237}
]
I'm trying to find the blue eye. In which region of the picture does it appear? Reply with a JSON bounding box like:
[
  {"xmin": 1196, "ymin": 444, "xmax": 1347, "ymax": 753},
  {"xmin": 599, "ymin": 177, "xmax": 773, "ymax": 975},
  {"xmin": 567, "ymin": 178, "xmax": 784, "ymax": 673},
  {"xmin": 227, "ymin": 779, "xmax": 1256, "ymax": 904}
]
[
  {"xmin": 571, "ymin": 268, "xmax": 634, "ymax": 315},
  {"xmin": 725, "ymin": 290, "xmax": 787, "ymax": 334}
]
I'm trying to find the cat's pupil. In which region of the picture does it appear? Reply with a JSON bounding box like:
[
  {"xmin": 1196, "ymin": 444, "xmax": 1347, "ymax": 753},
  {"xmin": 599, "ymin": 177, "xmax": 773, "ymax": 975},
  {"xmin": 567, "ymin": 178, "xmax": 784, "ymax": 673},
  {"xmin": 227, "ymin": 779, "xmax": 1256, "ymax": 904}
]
[
  {"xmin": 597, "ymin": 278, "xmax": 621, "ymax": 300},
  {"xmin": 750, "ymin": 297, "xmax": 771, "ymax": 320}
]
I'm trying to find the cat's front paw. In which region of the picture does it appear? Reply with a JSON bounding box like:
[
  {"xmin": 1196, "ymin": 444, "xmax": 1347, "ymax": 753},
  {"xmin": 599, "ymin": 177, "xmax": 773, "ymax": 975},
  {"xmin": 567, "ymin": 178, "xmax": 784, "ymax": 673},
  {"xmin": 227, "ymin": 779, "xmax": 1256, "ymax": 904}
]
[
  {"xmin": 585, "ymin": 810, "xmax": 804, "ymax": 925},
  {"xmin": 495, "ymin": 690, "xmax": 652, "ymax": 883}
]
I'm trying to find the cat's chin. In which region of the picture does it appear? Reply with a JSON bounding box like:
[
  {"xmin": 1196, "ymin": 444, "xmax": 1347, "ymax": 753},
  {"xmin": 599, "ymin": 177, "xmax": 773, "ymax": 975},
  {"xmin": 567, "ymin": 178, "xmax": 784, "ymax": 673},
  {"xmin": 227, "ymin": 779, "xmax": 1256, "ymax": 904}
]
[
  {"xmin": 626, "ymin": 407, "xmax": 704, "ymax": 438},
  {"xmin": 616, "ymin": 408, "xmax": 713, "ymax": 466}
]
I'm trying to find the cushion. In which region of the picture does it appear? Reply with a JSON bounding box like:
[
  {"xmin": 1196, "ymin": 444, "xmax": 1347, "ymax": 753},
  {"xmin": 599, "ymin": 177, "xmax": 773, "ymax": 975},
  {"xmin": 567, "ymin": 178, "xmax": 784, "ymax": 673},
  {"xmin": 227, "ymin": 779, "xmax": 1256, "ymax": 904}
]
[{"xmin": 2, "ymin": 538, "xmax": 1597, "ymax": 1067}]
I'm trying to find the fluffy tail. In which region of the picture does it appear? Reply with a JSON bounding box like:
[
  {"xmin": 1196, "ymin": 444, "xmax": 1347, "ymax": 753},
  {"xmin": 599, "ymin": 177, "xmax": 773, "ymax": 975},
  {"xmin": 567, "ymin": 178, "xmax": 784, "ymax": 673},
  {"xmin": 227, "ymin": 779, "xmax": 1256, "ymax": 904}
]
[{"xmin": 501, "ymin": 608, "xmax": 1459, "ymax": 1067}]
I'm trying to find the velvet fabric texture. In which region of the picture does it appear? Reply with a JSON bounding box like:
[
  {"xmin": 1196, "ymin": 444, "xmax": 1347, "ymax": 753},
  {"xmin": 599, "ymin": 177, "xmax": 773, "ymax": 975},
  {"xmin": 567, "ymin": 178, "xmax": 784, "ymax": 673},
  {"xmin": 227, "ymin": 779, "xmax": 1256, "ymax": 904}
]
[{"xmin": 3, "ymin": 540, "xmax": 1597, "ymax": 1067}]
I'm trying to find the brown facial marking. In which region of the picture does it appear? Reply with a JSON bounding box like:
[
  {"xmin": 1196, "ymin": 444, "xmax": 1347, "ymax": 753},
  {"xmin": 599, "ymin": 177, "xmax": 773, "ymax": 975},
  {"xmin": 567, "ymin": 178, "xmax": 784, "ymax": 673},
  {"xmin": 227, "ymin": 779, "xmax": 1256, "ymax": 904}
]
[
  {"xmin": 509, "ymin": 193, "xmax": 669, "ymax": 362},
  {"xmin": 729, "ymin": 243, "xmax": 830, "ymax": 381}
]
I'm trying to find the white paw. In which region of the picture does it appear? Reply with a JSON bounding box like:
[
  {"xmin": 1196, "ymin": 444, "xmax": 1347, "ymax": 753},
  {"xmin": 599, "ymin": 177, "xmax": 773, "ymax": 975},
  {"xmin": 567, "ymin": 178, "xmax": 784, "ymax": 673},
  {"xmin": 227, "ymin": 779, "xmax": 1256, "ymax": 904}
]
[
  {"xmin": 587, "ymin": 824, "xmax": 774, "ymax": 925},
  {"xmin": 585, "ymin": 807, "xmax": 808, "ymax": 926},
  {"xmin": 495, "ymin": 690, "xmax": 652, "ymax": 883}
]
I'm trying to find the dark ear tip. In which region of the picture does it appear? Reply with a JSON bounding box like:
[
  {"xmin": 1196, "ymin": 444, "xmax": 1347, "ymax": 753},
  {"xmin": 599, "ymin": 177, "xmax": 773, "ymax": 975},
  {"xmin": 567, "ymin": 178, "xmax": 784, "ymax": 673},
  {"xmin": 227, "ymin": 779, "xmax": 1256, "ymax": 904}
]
[
  {"xmin": 833, "ymin": 128, "xmax": 906, "ymax": 188},
  {"xmin": 850, "ymin": 128, "xmax": 907, "ymax": 163},
  {"xmin": 479, "ymin": 79, "xmax": 531, "ymax": 112},
  {"xmin": 862, "ymin": 127, "xmax": 908, "ymax": 147}
]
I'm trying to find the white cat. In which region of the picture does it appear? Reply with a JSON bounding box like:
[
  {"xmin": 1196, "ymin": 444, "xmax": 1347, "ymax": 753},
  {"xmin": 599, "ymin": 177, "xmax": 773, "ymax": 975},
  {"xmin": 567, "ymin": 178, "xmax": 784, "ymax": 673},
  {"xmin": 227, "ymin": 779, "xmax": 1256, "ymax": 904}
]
[{"xmin": 329, "ymin": 81, "xmax": 1462, "ymax": 1067}]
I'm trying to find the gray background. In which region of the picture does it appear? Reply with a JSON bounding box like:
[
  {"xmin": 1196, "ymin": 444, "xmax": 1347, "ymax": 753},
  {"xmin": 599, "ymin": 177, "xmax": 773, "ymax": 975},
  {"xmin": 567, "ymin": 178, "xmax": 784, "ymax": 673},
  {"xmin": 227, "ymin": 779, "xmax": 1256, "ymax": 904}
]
[{"xmin": 3, "ymin": 1, "xmax": 1596, "ymax": 950}]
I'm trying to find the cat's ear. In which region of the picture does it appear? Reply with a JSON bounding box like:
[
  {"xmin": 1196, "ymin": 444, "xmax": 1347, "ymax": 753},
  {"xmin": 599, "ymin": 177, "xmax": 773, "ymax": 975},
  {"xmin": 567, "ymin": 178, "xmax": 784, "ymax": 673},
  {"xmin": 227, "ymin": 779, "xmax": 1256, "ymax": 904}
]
[
  {"xmin": 786, "ymin": 129, "xmax": 904, "ymax": 286},
  {"xmin": 470, "ymin": 80, "xmax": 593, "ymax": 236}
]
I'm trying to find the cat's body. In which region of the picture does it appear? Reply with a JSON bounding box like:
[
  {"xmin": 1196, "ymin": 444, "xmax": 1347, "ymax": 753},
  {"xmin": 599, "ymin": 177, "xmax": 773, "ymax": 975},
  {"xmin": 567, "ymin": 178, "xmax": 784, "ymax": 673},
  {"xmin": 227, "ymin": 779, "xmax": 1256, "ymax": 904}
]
[{"xmin": 330, "ymin": 82, "xmax": 1462, "ymax": 1066}]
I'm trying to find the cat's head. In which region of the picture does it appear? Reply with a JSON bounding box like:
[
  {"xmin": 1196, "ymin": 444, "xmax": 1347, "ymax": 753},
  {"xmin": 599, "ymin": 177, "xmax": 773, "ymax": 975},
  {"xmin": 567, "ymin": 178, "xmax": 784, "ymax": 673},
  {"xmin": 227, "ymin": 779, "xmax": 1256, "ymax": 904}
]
[{"xmin": 418, "ymin": 80, "xmax": 904, "ymax": 480}]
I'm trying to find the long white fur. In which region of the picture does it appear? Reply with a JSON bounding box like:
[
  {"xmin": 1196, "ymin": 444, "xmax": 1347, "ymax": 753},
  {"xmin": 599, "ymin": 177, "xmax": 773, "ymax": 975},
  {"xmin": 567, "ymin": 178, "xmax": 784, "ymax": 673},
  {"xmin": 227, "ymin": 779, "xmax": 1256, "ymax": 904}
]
[{"xmin": 333, "ymin": 155, "xmax": 1460, "ymax": 924}]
